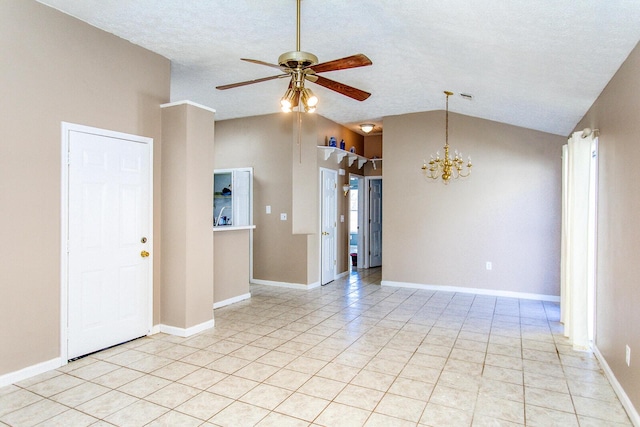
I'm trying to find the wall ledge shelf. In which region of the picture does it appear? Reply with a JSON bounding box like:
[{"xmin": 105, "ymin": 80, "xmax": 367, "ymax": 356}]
[
  {"xmin": 317, "ymin": 146, "xmax": 374, "ymax": 170},
  {"xmin": 370, "ymin": 158, "xmax": 382, "ymax": 170},
  {"xmin": 213, "ymin": 225, "xmax": 256, "ymax": 232}
]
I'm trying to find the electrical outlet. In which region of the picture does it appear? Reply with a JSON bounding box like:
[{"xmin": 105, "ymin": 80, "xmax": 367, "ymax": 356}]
[
  {"xmin": 280, "ymin": 213, "xmax": 287, "ymax": 221},
  {"xmin": 486, "ymin": 262, "xmax": 492, "ymax": 271},
  {"xmin": 626, "ymin": 345, "xmax": 631, "ymax": 366}
]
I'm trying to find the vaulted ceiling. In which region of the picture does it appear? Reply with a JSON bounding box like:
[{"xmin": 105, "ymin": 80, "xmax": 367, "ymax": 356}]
[{"xmin": 37, "ymin": 0, "xmax": 640, "ymax": 136}]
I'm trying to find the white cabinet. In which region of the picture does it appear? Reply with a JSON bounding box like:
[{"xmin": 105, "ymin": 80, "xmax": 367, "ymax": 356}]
[{"xmin": 214, "ymin": 168, "xmax": 252, "ymax": 227}]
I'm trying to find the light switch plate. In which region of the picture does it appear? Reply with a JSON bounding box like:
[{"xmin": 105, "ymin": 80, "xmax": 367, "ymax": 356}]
[
  {"xmin": 266, "ymin": 205, "xmax": 271, "ymax": 214},
  {"xmin": 340, "ymin": 215, "xmax": 344, "ymax": 222}
]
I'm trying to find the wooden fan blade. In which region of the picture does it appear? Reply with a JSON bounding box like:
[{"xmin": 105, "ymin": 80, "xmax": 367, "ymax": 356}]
[
  {"xmin": 306, "ymin": 75, "xmax": 371, "ymax": 101},
  {"xmin": 216, "ymin": 74, "xmax": 288, "ymax": 90},
  {"xmin": 241, "ymin": 58, "xmax": 285, "ymax": 70},
  {"xmin": 309, "ymin": 54, "xmax": 372, "ymax": 74}
]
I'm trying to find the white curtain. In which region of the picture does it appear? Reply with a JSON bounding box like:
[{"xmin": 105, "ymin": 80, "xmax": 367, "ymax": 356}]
[{"xmin": 561, "ymin": 131, "xmax": 597, "ymax": 350}]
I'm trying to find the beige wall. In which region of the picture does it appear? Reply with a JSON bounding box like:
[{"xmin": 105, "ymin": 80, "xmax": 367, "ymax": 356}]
[
  {"xmin": 214, "ymin": 230, "xmax": 250, "ymax": 304},
  {"xmin": 160, "ymin": 103, "xmax": 215, "ymax": 329},
  {"xmin": 383, "ymin": 111, "xmax": 564, "ymax": 296},
  {"xmin": 575, "ymin": 41, "xmax": 640, "ymax": 411},
  {"xmin": 0, "ymin": 1, "xmax": 169, "ymax": 376},
  {"xmin": 214, "ymin": 114, "xmax": 309, "ymax": 284},
  {"xmin": 215, "ymin": 113, "xmax": 366, "ymax": 285},
  {"xmin": 364, "ymin": 134, "xmax": 383, "ymax": 158}
]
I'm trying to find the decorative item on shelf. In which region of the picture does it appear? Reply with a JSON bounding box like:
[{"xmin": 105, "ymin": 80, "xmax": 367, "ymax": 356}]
[
  {"xmin": 422, "ymin": 91, "xmax": 472, "ymax": 184},
  {"xmin": 222, "ymin": 187, "xmax": 232, "ymax": 195},
  {"xmin": 343, "ymin": 184, "xmax": 350, "ymax": 196},
  {"xmin": 340, "ymin": 139, "xmax": 345, "ymax": 150},
  {"xmin": 329, "ymin": 136, "xmax": 337, "ymax": 147},
  {"xmin": 350, "ymin": 146, "xmax": 356, "ymax": 153}
]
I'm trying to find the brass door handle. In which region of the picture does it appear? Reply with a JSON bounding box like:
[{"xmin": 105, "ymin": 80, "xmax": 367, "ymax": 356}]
[
  {"xmin": 141, "ymin": 250, "xmax": 150, "ymax": 258},
  {"xmin": 322, "ymin": 231, "xmax": 329, "ymax": 236}
]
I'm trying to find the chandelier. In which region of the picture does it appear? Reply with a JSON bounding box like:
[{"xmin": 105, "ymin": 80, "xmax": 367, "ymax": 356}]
[{"xmin": 422, "ymin": 91, "xmax": 472, "ymax": 183}]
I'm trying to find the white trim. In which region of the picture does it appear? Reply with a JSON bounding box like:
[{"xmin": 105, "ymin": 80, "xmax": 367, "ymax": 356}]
[
  {"xmin": 336, "ymin": 270, "xmax": 349, "ymax": 279},
  {"xmin": 160, "ymin": 100, "xmax": 216, "ymax": 114},
  {"xmin": 251, "ymin": 278, "xmax": 321, "ymax": 290},
  {"xmin": 593, "ymin": 345, "xmax": 640, "ymax": 426},
  {"xmin": 60, "ymin": 122, "xmax": 154, "ymax": 363},
  {"xmin": 381, "ymin": 280, "xmax": 560, "ymax": 302},
  {"xmin": 158, "ymin": 319, "xmax": 215, "ymax": 338},
  {"xmin": 0, "ymin": 358, "xmax": 62, "ymax": 388},
  {"xmin": 214, "ymin": 293, "xmax": 251, "ymax": 309},
  {"xmin": 150, "ymin": 325, "xmax": 161, "ymax": 335}
]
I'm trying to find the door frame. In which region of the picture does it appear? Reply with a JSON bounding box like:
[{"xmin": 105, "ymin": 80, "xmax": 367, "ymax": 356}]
[
  {"xmin": 364, "ymin": 176, "xmax": 383, "ymax": 269},
  {"xmin": 60, "ymin": 122, "xmax": 154, "ymax": 364},
  {"xmin": 348, "ymin": 173, "xmax": 365, "ymax": 269},
  {"xmin": 319, "ymin": 167, "xmax": 338, "ymax": 285}
]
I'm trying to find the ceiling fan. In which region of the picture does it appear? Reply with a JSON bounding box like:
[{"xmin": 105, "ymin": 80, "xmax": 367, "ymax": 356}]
[{"xmin": 216, "ymin": 0, "xmax": 372, "ymax": 113}]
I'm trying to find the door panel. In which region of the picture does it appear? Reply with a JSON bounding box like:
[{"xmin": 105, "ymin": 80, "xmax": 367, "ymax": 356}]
[
  {"xmin": 68, "ymin": 130, "xmax": 151, "ymax": 359},
  {"xmin": 369, "ymin": 179, "xmax": 382, "ymax": 267},
  {"xmin": 321, "ymin": 169, "xmax": 337, "ymax": 285}
]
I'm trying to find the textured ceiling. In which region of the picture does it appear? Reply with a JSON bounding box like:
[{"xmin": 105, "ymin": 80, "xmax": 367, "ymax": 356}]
[{"xmin": 37, "ymin": 0, "xmax": 640, "ymax": 136}]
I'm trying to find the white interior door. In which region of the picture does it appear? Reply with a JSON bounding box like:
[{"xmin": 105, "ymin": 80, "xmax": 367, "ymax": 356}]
[
  {"xmin": 321, "ymin": 169, "xmax": 337, "ymax": 285},
  {"xmin": 369, "ymin": 178, "xmax": 383, "ymax": 267},
  {"xmin": 66, "ymin": 127, "xmax": 152, "ymax": 359}
]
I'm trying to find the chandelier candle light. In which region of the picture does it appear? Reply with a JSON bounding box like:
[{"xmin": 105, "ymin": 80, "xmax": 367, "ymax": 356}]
[{"xmin": 422, "ymin": 91, "xmax": 472, "ymax": 183}]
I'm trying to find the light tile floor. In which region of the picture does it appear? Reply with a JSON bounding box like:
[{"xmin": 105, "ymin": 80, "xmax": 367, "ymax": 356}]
[{"xmin": 0, "ymin": 268, "xmax": 634, "ymax": 426}]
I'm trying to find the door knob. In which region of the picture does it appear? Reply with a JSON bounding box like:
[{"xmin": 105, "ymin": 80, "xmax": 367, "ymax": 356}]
[
  {"xmin": 322, "ymin": 231, "xmax": 329, "ymax": 236},
  {"xmin": 141, "ymin": 250, "xmax": 150, "ymax": 258}
]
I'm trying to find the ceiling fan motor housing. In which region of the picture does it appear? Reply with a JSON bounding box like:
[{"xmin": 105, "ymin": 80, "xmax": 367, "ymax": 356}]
[{"xmin": 278, "ymin": 51, "xmax": 318, "ymax": 69}]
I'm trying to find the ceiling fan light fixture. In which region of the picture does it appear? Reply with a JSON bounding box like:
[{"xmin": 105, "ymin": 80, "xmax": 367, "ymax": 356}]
[
  {"xmin": 360, "ymin": 123, "xmax": 375, "ymax": 133},
  {"xmin": 280, "ymin": 87, "xmax": 296, "ymax": 112},
  {"xmin": 301, "ymin": 88, "xmax": 318, "ymax": 108},
  {"xmin": 216, "ymin": 0, "xmax": 373, "ymax": 113}
]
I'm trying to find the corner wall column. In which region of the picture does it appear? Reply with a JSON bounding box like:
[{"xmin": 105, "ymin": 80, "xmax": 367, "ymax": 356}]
[{"xmin": 160, "ymin": 101, "xmax": 215, "ymax": 335}]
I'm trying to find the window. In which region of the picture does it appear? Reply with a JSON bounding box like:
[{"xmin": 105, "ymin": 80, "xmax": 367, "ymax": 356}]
[{"xmin": 213, "ymin": 168, "xmax": 253, "ymax": 227}]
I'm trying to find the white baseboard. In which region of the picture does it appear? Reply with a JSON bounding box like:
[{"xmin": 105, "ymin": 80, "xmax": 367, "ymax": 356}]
[
  {"xmin": 158, "ymin": 319, "xmax": 215, "ymax": 338},
  {"xmin": 336, "ymin": 271, "xmax": 349, "ymax": 279},
  {"xmin": 0, "ymin": 358, "xmax": 62, "ymax": 388},
  {"xmin": 252, "ymin": 278, "xmax": 320, "ymax": 290},
  {"xmin": 381, "ymin": 280, "xmax": 560, "ymax": 302},
  {"xmin": 214, "ymin": 293, "xmax": 251, "ymax": 309},
  {"xmin": 593, "ymin": 345, "xmax": 640, "ymax": 426}
]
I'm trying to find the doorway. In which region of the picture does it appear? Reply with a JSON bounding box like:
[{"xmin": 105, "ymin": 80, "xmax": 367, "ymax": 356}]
[
  {"xmin": 348, "ymin": 174, "xmax": 364, "ymax": 269},
  {"xmin": 61, "ymin": 123, "xmax": 153, "ymax": 361}
]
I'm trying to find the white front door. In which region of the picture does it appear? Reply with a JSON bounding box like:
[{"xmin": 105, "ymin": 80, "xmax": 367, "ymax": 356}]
[
  {"xmin": 369, "ymin": 178, "xmax": 382, "ymax": 267},
  {"xmin": 66, "ymin": 126, "xmax": 152, "ymax": 359},
  {"xmin": 321, "ymin": 169, "xmax": 337, "ymax": 285}
]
